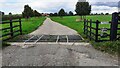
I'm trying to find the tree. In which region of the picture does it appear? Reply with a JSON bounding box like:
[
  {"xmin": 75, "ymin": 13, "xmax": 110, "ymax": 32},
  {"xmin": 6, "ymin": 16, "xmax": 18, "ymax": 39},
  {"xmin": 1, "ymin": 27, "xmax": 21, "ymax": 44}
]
[
  {"xmin": 34, "ymin": 10, "xmax": 41, "ymax": 17},
  {"xmin": 105, "ymin": 13, "xmax": 109, "ymax": 15},
  {"xmin": 9, "ymin": 12, "xmax": 12, "ymax": 15},
  {"xmin": 94, "ymin": 13, "xmax": 98, "ymax": 15},
  {"xmin": 22, "ymin": 5, "xmax": 34, "ymax": 19},
  {"xmin": 9, "ymin": 12, "xmax": 12, "ymax": 19},
  {"xmin": 65, "ymin": 12, "xmax": 68, "ymax": 16},
  {"xmin": 58, "ymin": 8, "xmax": 66, "ymax": 18},
  {"xmin": 1, "ymin": 12, "xmax": 5, "ymax": 16},
  {"xmin": 101, "ymin": 13, "xmax": 104, "ymax": 15},
  {"xmin": 75, "ymin": 2, "xmax": 91, "ymax": 19},
  {"xmin": 54, "ymin": 13, "xmax": 58, "ymax": 16},
  {"xmin": 69, "ymin": 11, "xmax": 74, "ymax": 16},
  {"xmin": 49, "ymin": 13, "xmax": 53, "ymax": 16}
]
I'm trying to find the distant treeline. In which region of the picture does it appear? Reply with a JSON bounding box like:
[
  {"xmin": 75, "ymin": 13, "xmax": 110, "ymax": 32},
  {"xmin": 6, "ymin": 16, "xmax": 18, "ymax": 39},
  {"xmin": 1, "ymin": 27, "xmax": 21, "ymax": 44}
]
[
  {"xmin": 91, "ymin": 13, "xmax": 110, "ymax": 15},
  {"xmin": 1, "ymin": 12, "xmax": 110, "ymax": 21},
  {"xmin": 1, "ymin": 4, "xmax": 110, "ymax": 21},
  {"xmin": 2, "ymin": 14, "xmax": 22, "ymax": 21}
]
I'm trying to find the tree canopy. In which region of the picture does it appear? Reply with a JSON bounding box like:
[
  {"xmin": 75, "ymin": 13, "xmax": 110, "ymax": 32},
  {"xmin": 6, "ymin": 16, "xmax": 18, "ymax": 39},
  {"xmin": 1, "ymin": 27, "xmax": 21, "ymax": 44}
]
[
  {"xmin": 34, "ymin": 10, "xmax": 41, "ymax": 17},
  {"xmin": 22, "ymin": 5, "xmax": 34, "ymax": 18},
  {"xmin": 75, "ymin": 2, "xmax": 91, "ymax": 17},
  {"xmin": 58, "ymin": 8, "xmax": 66, "ymax": 18},
  {"xmin": 9, "ymin": 12, "xmax": 12, "ymax": 15},
  {"xmin": 1, "ymin": 12, "xmax": 5, "ymax": 16},
  {"xmin": 69, "ymin": 11, "xmax": 74, "ymax": 16},
  {"xmin": 22, "ymin": 5, "xmax": 41, "ymax": 18}
]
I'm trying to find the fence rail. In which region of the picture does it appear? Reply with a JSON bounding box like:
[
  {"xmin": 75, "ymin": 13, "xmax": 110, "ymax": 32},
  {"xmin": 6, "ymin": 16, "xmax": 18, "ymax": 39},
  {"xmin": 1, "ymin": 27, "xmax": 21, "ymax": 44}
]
[
  {"xmin": 84, "ymin": 12, "xmax": 120, "ymax": 42},
  {"xmin": 84, "ymin": 19, "xmax": 111, "ymax": 42},
  {"xmin": 0, "ymin": 18, "xmax": 22, "ymax": 41}
]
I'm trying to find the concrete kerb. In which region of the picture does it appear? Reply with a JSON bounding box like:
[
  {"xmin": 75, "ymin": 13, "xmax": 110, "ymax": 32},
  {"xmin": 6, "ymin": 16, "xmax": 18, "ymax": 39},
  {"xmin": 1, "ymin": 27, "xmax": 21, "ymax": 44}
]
[{"xmin": 10, "ymin": 42, "xmax": 90, "ymax": 47}]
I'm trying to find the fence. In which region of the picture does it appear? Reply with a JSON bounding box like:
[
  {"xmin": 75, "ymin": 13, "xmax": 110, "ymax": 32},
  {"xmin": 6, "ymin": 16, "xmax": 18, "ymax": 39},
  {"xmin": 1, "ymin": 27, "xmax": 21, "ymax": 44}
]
[
  {"xmin": 84, "ymin": 12, "xmax": 120, "ymax": 42},
  {"xmin": 110, "ymin": 12, "xmax": 120, "ymax": 40},
  {"xmin": 0, "ymin": 18, "xmax": 22, "ymax": 41}
]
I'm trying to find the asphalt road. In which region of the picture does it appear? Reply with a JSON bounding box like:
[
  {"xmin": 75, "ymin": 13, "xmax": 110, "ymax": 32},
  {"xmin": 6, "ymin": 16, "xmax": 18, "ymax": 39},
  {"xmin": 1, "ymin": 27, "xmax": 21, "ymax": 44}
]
[
  {"xmin": 2, "ymin": 44, "xmax": 118, "ymax": 66},
  {"xmin": 30, "ymin": 18, "xmax": 78, "ymax": 35}
]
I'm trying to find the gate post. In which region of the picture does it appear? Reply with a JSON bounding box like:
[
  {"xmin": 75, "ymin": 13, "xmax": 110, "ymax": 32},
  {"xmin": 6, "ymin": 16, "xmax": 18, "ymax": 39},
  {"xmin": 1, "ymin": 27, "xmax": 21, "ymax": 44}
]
[
  {"xmin": 95, "ymin": 20, "xmax": 99, "ymax": 42},
  {"xmin": 10, "ymin": 19, "xmax": 13, "ymax": 37},
  {"xmin": 86, "ymin": 19, "xmax": 88, "ymax": 37},
  {"xmin": 90, "ymin": 19, "xmax": 92, "ymax": 40},
  {"xmin": 19, "ymin": 18, "xmax": 22, "ymax": 35},
  {"xmin": 84, "ymin": 19, "xmax": 86, "ymax": 34},
  {"xmin": 110, "ymin": 12, "xmax": 118, "ymax": 41}
]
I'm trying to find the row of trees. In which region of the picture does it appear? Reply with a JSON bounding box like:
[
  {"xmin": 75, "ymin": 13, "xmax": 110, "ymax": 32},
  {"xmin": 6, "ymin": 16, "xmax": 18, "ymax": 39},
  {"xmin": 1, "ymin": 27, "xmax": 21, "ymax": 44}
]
[
  {"xmin": 1, "ymin": 11, "xmax": 23, "ymax": 21},
  {"xmin": 1, "ymin": 1, "xmax": 110, "ymax": 20},
  {"xmin": 50, "ymin": 2, "xmax": 92, "ymax": 18},
  {"xmin": 49, "ymin": 9, "xmax": 74, "ymax": 17},
  {"xmin": 1, "ymin": 5, "xmax": 42, "ymax": 20},
  {"xmin": 91, "ymin": 13, "xmax": 109, "ymax": 15},
  {"xmin": 58, "ymin": 9, "xmax": 74, "ymax": 17},
  {"xmin": 2, "ymin": 14, "xmax": 22, "ymax": 21},
  {"xmin": 2, "ymin": 5, "xmax": 42, "ymax": 20}
]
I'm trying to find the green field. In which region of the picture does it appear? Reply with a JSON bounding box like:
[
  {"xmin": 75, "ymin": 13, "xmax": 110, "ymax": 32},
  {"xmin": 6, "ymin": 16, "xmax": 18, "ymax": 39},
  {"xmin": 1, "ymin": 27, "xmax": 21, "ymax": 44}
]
[
  {"xmin": 1, "ymin": 17, "xmax": 46, "ymax": 40},
  {"xmin": 51, "ymin": 15, "xmax": 112, "ymax": 34}
]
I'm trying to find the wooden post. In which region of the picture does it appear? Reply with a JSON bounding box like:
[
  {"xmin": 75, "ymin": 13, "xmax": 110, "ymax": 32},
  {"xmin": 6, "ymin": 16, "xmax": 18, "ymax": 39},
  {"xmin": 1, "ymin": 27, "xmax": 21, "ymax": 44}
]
[
  {"xmin": 10, "ymin": 19, "xmax": 13, "ymax": 37},
  {"xmin": 84, "ymin": 19, "xmax": 86, "ymax": 34},
  {"xmin": 86, "ymin": 19, "xmax": 88, "ymax": 37},
  {"xmin": 19, "ymin": 18, "xmax": 22, "ymax": 35},
  {"xmin": 110, "ymin": 12, "xmax": 118, "ymax": 41},
  {"xmin": 90, "ymin": 19, "xmax": 92, "ymax": 40},
  {"xmin": 95, "ymin": 20, "xmax": 99, "ymax": 42}
]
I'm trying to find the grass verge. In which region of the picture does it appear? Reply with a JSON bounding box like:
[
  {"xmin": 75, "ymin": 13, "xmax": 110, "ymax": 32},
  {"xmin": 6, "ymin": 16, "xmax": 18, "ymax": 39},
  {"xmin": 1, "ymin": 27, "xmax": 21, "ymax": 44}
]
[{"xmin": 91, "ymin": 41, "xmax": 119, "ymax": 55}]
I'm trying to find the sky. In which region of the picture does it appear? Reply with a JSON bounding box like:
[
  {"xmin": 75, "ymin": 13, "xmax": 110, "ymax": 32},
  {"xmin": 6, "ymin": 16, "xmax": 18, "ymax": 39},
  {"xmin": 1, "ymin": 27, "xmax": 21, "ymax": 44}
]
[{"xmin": 0, "ymin": 0, "xmax": 119, "ymax": 14}]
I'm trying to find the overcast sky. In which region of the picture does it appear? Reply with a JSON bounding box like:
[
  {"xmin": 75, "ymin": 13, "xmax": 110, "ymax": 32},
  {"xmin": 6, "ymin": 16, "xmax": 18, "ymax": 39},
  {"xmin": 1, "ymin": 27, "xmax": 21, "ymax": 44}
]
[{"xmin": 0, "ymin": 0, "xmax": 119, "ymax": 14}]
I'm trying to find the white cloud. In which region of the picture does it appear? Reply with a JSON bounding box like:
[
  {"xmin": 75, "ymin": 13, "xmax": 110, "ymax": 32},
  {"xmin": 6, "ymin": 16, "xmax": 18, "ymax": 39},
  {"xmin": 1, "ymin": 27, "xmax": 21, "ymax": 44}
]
[
  {"xmin": 92, "ymin": 6, "xmax": 118, "ymax": 14},
  {"xmin": 0, "ymin": 0, "xmax": 119, "ymax": 14},
  {"xmin": 89, "ymin": 0, "xmax": 119, "ymax": 2}
]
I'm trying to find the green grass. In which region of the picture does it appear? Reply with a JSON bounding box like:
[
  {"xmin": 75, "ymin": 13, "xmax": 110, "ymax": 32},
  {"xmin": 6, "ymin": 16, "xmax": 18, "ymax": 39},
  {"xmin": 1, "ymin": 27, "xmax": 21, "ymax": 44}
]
[
  {"xmin": 51, "ymin": 15, "xmax": 112, "ymax": 35},
  {"xmin": 85, "ymin": 15, "xmax": 112, "ymax": 21},
  {"xmin": 51, "ymin": 15, "xmax": 119, "ymax": 55},
  {"xmin": 2, "ymin": 17, "xmax": 46, "ymax": 34},
  {"xmin": 1, "ymin": 17, "xmax": 46, "ymax": 41},
  {"xmin": 51, "ymin": 16, "xmax": 84, "ymax": 34},
  {"xmin": 91, "ymin": 41, "xmax": 119, "ymax": 55},
  {"xmin": 21, "ymin": 17, "xmax": 46, "ymax": 34}
]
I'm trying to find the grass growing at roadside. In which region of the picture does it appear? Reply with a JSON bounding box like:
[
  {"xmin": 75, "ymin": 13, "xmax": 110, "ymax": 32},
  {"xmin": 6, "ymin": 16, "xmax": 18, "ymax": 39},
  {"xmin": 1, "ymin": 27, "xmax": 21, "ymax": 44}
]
[
  {"xmin": 21, "ymin": 17, "xmax": 46, "ymax": 34},
  {"xmin": 91, "ymin": 41, "xmax": 119, "ymax": 55}
]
